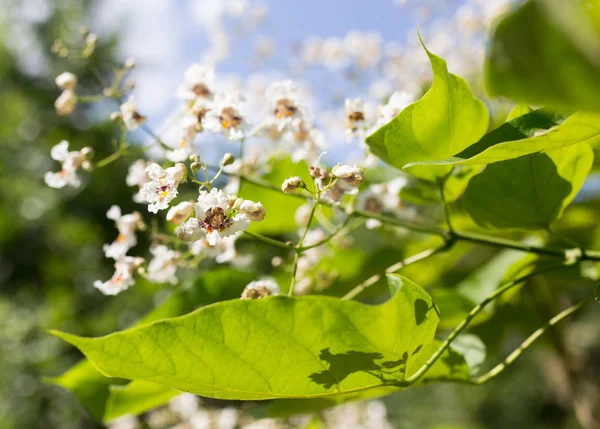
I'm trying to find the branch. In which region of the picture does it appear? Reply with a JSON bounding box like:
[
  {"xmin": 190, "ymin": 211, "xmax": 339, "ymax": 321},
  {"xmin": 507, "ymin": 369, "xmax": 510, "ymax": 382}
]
[
  {"xmin": 472, "ymin": 297, "xmax": 593, "ymax": 384},
  {"xmin": 342, "ymin": 242, "xmax": 452, "ymax": 300},
  {"xmin": 403, "ymin": 263, "xmax": 570, "ymax": 385}
]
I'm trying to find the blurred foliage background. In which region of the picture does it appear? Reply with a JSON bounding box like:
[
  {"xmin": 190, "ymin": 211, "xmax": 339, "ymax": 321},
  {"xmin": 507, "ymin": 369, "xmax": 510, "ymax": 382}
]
[{"xmin": 1, "ymin": 1, "xmax": 600, "ymax": 428}]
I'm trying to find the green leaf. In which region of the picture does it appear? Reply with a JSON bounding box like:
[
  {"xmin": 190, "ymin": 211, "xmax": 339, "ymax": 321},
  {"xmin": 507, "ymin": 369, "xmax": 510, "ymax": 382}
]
[
  {"xmin": 486, "ymin": 0, "xmax": 600, "ymax": 112},
  {"xmin": 51, "ymin": 275, "xmax": 470, "ymax": 401},
  {"xmin": 400, "ymin": 166, "xmax": 483, "ymax": 205},
  {"xmin": 506, "ymin": 103, "xmax": 532, "ymax": 122},
  {"xmin": 256, "ymin": 338, "xmax": 468, "ymax": 419},
  {"xmin": 449, "ymin": 334, "xmax": 486, "ymax": 376},
  {"xmin": 44, "ymin": 360, "xmax": 128, "ymax": 422},
  {"xmin": 104, "ymin": 381, "xmax": 179, "ymax": 422},
  {"xmin": 463, "ymin": 143, "xmax": 594, "ymax": 230},
  {"xmin": 406, "ymin": 110, "xmax": 600, "ymax": 167},
  {"xmin": 48, "ymin": 269, "xmax": 255, "ymax": 422},
  {"xmin": 240, "ymin": 157, "xmax": 311, "ymax": 234},
  {"xmin": 366, "ymin": 38, "xmax": 489, "ymax": 179}
]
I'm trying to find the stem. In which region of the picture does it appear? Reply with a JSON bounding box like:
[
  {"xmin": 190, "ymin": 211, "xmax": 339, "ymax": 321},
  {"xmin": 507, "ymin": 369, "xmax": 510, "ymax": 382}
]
[
  {"xmin": 95, "ymin": 149, "xmax": 123, "ymax": 168},
  {"xmin": 342, "ymin": 243, "xmax": 451, "ymax": 300},
  {"xmin": 288, "ymin": 252, "xmax": 301, "ymax": 297},
  {"xmin": 297, "ymin": 215, "xmax": 353, "ymax": 252},
  {"xmin": 438, "ymin": 178, "xmax": 454, "ymax": 232},
  {"xmin": 243, "ymin": 230, "xmax": 292, "ymax": 250},
  {"xmin": 289, "ymin": 200, "xmax": 320, "ymax": 296},
  {"xmin": 472, "ymin": 298, "xmax": 592, "ymax": 384},
  {"xmin": 403, "ymin": 263, "xmax": 569, "ymax": 385}
]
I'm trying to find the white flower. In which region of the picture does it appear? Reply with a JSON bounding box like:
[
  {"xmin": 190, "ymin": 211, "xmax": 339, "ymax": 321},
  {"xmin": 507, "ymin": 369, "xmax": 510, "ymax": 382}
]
[
  {"xmin": 265, "ymin": 80, "xmax": 306, "ymax": 131},
  {"xmin": 374, "ymin": 91, "xmax": 415, "ymax": 129},
  {"xmin": 55, "ymin": 72, "xmax": 78, "ymax": 90},
  {"xmin": 102, "ymin": 206, "xmax": 144, "ymax": 260},
  {"xmin": 189, "ymin": 236, "xmax": 237, "ymax": 263},
  {"xmin": 204, "ymin": 92, "xmax": 248, "ymax": 140},
  {"xmin": 287, "ymin": 119, "xmax": 326, "ymax": 164},
  {"xmin": 139, "ymin": 163, "xmax": 187, "ymax": 213},
  {"xmin": 146, "ymin": 245, "xmax": 180, "ymax": 285},
  {"xmin": 241, "ymin": 278, "xmax": 280, "ymax": 299},
  {"xmin": 176, "ymin": 63, "xmax": 215, "ymax": 100},
  {"xmin": 166, "ymin": 114, "xmax": 200, "ymax": 162},
  {"xmin": 345, "ymin": 98, "xmax": 368, "ymax": 138},
  {"xmin": 177, "ymin": 188, "xmax": 249, "ymax": 246},
  {"xmin": 239, "ymin": 200, "xmax": 266, "ymax": 222},
  {"xmin": 119, "ymin": 96, "xmax": 146, "ymax": 130},
  {"xmin": 169, "ymin": 393, "xmax": 199, "ymax": 420},
  {"xmin": 126, "ymin": 159, "xmax": 151, "ymax": 203},
  {"xmin": 44, "ymin": 140, "xmax": 91, "ymax": 188},
  {"xmin": 55, "ymin": 89, "xmax": 77, "ymax": 116},
  {"xmin": 332, "ymin": 164, "xmax": 364, "ymax": 186},
  {"xmin": 357, "ymin": 177, "xmax": 408, "ymax": 228},
  {"xmin": 94, "ymin": 256, "xmax": 144, "ymax": 296},
  {"xmin": 166, "ymin": 201, "xmax": 195, "ymax": 224}
]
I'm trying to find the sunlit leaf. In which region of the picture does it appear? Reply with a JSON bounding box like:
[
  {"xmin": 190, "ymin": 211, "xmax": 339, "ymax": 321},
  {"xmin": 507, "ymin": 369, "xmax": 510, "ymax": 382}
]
[
  {"xmin": 47, "ymin": 269, "xmax": 255, "ymax": 422},
  {"xmin": 406, "ymin": 110, "xmax": 600, "ymax": 167},
  {"xmin": 366, "ymin": 38, "xmax": 489, "ymax": 180},
  {"xmin": 506, "ymin": 103, "xmax": 532, "ymax": 122},
  {"xmin": 52, "ymin": 275, "xmax": 471, "ymax": 401}
]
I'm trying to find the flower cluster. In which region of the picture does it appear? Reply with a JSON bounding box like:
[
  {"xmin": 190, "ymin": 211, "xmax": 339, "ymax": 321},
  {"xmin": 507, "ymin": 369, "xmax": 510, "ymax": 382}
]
[
  {"xmin": 44, "ymin": 141, "xmax": 93, "ymax": 188},
  {"xmin": 176, "ymin": 188, "xmax": 264, "ymax": 246}
]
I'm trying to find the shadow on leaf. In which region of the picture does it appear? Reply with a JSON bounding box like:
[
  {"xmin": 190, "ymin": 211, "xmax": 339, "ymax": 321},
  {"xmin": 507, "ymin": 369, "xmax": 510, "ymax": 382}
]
[{"xmin": 309, "ymin": 347, "xmax": 425, "ymax": 389}]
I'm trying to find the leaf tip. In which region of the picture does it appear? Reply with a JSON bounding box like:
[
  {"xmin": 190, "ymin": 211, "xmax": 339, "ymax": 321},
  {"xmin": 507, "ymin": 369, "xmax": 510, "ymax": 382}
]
[{"xmin": 49, "ymin": 329, "xmax": 82, "ymax": 345}]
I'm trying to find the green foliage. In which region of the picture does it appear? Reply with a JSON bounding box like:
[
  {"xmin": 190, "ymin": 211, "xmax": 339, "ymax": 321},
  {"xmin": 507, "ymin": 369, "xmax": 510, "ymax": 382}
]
[
  {"xmin": 48, "ymin": 269, "xmax": 255, "ymax": 422},
  {"xmin": 52, "ymin": 276, "xmax": 471, "ymax": 401},
  {"xmin": 366, "ymin": 38, "xmax": 489, "ymax": 180},
  {"xmin": 406, "ymin": 110, "xmax": 600, "ymax": 167},
  {"xmin": 399, "ymin": 166, "xmax": 483, "ymax": 204},
  {"xmin": 486, "ymin": 0, "xmax": 600, "ymax": 112},
  {"xmin": 240, "ymin": 157, "xmax": 311, "ymax": 234},
  {"xmin": 505, "ymin": 104, "xmax": 532, "ymax": 122},
  {"xmin": 463, "ymin": 143, "xmax": 593, "ymax": 230}
]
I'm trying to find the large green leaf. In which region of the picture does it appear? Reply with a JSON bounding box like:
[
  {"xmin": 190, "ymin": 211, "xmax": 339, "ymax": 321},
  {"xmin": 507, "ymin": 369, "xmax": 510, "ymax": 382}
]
[
  {"xmin": 47, "ymin": 269, "xmax": 255, "ymax": 422},
  {"xmin": 486, "ymin": 0, "xmax": 600, "ymax": 112},
  {"xmin": 51, "ymin": 275, "xmax": 471, "ymax": 401},
  {"xmin": 366, "ymin": 39, "xmax": 489, "ymax": 180},
  {"xmin": 463, "ymin": 143, "xmax": 594, "ymax": 230},
  {"xmin": 406, "ymin": 110, "xmax": 600, "ymax": 167}
]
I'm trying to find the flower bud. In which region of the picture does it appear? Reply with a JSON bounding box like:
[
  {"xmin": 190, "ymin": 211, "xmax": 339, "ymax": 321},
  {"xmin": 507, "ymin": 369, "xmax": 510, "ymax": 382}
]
[
  {"xmin": 80, "ymin": 146, "xmax": 94, "ymax": 158},
  {"xmin": 189, "ymin": 153, "xmax": 200, "ymax": 163},
  {"xmin": 81, "ymin": 160, "xmax": 93, "ymax": 171},
  {"xmin": 166, "ymin": 201, "xmax": 195, "ymax": 225},
  {"xmin": 221, "ymin": 152, "xmax": 235, "ymax": 166},
  {"xmin": 55, "ymin": 72, "xmax": 78, "ymax": 90},
  {"xmin": 190, "ymin": 161, "xmax": 202, "ymax": 174},
  {"xmin": 332, "ymin": 164, "xmax": 364, "ymax": 186},
  {"xmin": 240, "ymin": 200, "xmax": 266, "ymax": 222},
  {"xmin": 55, "ymin": 90, "xmax": 77, "ymax": 116},
  {"xmin": 230, "ymin": 197, "xmax": 244, "ymax": 210},
  {"xmin": 282, "ymin": 176, "xmax": 305, "ymax": 194},
  {"xmin": 109, "ymin": 111, "xmax": 121, "ymax": 121},
  {"xmin": 124, "ymin": 58, "xmax": 136, "ymax": 69},
  {"xmin": 167, "ymin": 163, "xmax": 187, "ymax": 183}
]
